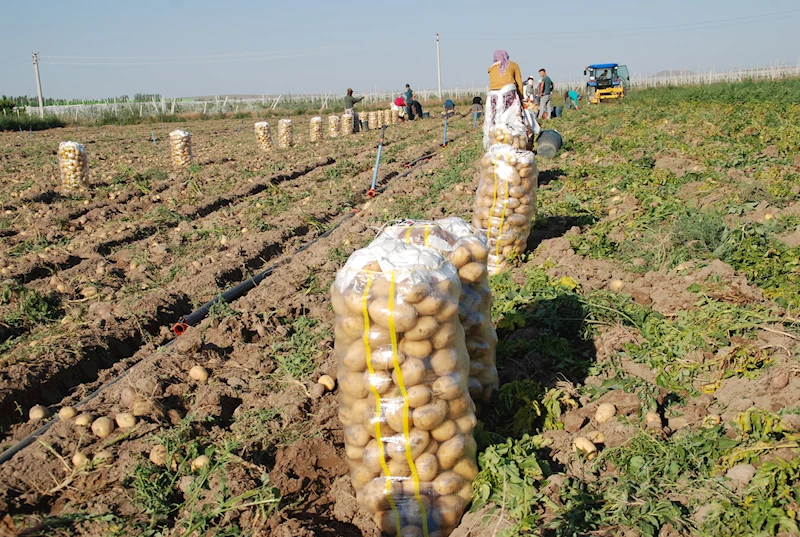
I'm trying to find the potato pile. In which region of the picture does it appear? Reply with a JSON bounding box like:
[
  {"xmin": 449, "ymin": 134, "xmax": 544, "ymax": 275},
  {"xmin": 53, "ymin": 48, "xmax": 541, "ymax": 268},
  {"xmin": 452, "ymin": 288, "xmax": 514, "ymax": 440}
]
[
  {"xmin": 310, "ymin": 116, "xmax": 323, "ymax": 142},
  {"xmin": 254, "ymin": 121, "xmax": 273, "ymax": 152},
  {"xmin": 57, "ymin": 141, "xmax": 89, "ymax": 190},
  {"xmin": 368, "ymin": 111, "xmax": 380, "ymax": 131},
  {"xmin": 168, "ymin": 130, "xmax": 192, "ymax": 168},
  {"xmin": 472, "ymin": 144, "xmax": 538, "ymax": 274},
  {"xmin": 488, "ymin": 125, "xmax": 529, "ymax": 151},
  {"xmin": 333, "ymin": 239, "xmax": 477, "ymax": 537},
  {"xmin": 373, "ymin": 218, "xmax": 498, "ymax": 406},
  {"xmin": 342, "ymin": 112, "xmax": 356, "ymax": 135},
  {"xmin": 278, "ymin": 119, "xmax": 294, "ymax": 149},
  {"xmin": 328, "ymin": 115, "xmax": 340, "ymax": 138}
]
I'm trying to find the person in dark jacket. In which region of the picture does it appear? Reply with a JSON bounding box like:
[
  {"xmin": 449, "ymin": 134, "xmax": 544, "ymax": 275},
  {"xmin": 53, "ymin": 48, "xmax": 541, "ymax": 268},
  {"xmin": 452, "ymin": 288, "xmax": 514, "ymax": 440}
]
[{"xmin": 343, "ymin": 88, "xmax": 363, "ymax": 112}]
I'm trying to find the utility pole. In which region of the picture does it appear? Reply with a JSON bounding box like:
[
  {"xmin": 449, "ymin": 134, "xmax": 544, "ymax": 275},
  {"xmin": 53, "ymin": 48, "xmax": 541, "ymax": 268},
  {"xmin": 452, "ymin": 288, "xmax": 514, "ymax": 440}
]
[
  {"xmin": 436, "ymin": 34, "xmax": 442, "ymax": 100},
  {"xmin": 32, "ymin": 53, "xmax": 44, "ymax": 118}
]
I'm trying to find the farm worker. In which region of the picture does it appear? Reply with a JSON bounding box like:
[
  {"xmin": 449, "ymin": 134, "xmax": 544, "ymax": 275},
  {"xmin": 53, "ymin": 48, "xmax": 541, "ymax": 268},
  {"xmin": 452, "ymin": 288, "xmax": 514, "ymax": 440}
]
[
  {"xmin": 483, "ymin": 49, "xmax": 525, "ymax": 148},
  {"xmin": 408, "ymin": 99, "xmax": 424, "ymax": 120},
  {"xmin": 537, "ymin": 68, "xmax": 553, "ymax": 120},
  {"xmin": 471, "ymin": 96, "xmax": 483, "ymax": 131},
  {"xmin": 444, "ymin": 99, "xmax": 455, "ymax": 116},
  {"xmin": 392, "ymin": 95, "xmax": 407, "ymax": 121},
  {"xmin": 404, "ymin": 84, "xmax": 415, "ymax": 120},
  {"xmin": 343, "ymin": 88, "xmax": 363, "ymax": 113},
  {"xmin": 523, "ymin": 76, "xmax": 537, "ymax": 104},
  {"xmin": 564, "ymin": 90, "xmax": 581, "ymax": 110},
  {"xmin": 599, "ymin": 69, "xmax": 609, "ymax": 79}
]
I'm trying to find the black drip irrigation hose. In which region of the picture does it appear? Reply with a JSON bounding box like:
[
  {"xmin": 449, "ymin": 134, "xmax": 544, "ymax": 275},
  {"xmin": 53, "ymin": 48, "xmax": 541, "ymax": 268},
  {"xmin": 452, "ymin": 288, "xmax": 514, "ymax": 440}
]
[{"xmin": 0, "ymin": 131, "xmax": 455, "ymax": 466}]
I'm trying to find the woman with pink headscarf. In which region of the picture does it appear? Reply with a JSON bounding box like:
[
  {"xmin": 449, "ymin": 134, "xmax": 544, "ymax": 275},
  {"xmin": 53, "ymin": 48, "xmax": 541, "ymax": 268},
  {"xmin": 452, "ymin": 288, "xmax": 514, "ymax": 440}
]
[{"xmin": 484, "ymin": 50, "xmax": 528, "ymax": 149}]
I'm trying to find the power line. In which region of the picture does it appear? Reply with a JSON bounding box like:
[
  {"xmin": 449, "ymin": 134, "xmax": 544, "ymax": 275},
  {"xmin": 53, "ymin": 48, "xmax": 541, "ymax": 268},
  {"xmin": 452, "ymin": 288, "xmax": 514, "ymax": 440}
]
[
  {"xmin": 442, "ymin": 7, "xmax": 800, "ymax": 38},
  {"xmin": 42, "ymin": 45, "xmax": 339, "ymax": 61},
  {"xmin": 39, "ymin": 48, "xmax": 345, "ymax": 67}
]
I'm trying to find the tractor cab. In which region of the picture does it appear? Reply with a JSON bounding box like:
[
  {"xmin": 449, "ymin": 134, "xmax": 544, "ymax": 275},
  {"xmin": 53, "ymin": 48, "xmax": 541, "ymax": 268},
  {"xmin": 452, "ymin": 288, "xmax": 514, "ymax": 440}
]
[{"xmin": 584, "ymin": 63, "xmax": 630, "ymax": 104}]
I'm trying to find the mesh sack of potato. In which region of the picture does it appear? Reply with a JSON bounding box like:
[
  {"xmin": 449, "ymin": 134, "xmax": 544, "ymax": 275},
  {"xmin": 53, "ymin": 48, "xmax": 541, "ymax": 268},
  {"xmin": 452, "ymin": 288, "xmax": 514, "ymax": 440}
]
[
  {"xmin": 472, "ymin": 144, "xmax": 538, "ymax": 275},
  {"xmin": 488, "ymin": 124, "xmax": 530, "ymax": 151},
  {"xmin": 310, "ymin": 116, "xmax": 323, "ymax": 142},
  {"xmin": 391, "ymin": 107, "xmax": 400, "ymax": 124},
  {"xmin": 368, "ymin": 111, "xmax": 380, "ymax": 131},
  {"xmin": 278, "ymin": 119, "xmax": 294, "ymax": 149},
  {"xmin": 342, "ymin": 111, "xmax": 356, "ymax": 135},
  {"xmin": 373, "ymin": 219, "xmax": 498, "ymax": 406},
  {"xmin": 57, "ymin": 141, "xmax": 89, "ymax": 190},
  {"xmin": 254, "ymin": 121, "xmax": 274, "ymax": 152},
  {"xmin": 169, "ymin": 130, "xmax": 193, "ymax": 168},
  {"xmin": 328, "ymin": 115, "xmax": 341, "ymax": 138},
  {"xmin": 383, "ymin": 109, "xmax": 392, "ymax": 127},
  {"xmin": 333, "ymin": 238, "xmax": 478, "ymax": 537}
]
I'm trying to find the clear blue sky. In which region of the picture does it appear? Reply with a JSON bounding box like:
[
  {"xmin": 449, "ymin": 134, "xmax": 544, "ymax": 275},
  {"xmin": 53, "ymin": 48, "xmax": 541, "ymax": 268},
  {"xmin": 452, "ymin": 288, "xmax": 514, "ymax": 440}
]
[{"xmin": 2, "ymin": 0, "xmax": 798, "ymax": 100}]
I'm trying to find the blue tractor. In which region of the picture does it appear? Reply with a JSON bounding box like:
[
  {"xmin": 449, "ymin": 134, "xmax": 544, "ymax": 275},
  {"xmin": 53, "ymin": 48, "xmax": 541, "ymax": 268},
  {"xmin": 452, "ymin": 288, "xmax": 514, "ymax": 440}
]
[{"xmin": 584, "ymin": 63, "xmax": 630, "ymax": 104}]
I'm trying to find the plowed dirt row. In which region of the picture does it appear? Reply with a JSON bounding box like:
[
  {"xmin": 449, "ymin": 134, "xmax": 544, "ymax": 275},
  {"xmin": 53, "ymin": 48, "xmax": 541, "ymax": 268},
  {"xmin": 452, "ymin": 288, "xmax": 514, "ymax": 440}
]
[
  {"xmin": 0, "ymin": 115, "xmax": 481, "ymax": 535},
  {"xmin": 0, "ymin": 115, "xmax": 464, "ymax": 438}
]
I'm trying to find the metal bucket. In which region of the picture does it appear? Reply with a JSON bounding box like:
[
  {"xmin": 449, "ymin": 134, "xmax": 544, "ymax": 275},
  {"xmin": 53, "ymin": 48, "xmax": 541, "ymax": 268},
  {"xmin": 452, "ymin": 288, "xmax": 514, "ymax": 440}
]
[
  {"xmin": 537, "ymin": 129, "xmax": 563, "ymax": 158},
  {"xmin": 360, "ymin": 120, "xmax": 369, "ymax": 131}
]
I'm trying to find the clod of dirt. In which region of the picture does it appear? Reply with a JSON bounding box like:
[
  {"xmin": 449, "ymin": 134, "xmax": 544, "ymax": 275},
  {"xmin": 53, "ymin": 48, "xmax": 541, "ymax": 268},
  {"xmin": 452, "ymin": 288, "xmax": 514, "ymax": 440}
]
[
  {"xmin": 771, "ymin": 369, "xmax": 790, "ymax": 390},
  {"xmin": 563, "ymin": 413, "xmax": 586, "ymax": 433},
  {"xmin": 310, "ymin": 383, "xmax": 326, "ymax": 399},
  {"xmin": 726, "ymin": 463, "xmax": 757, "ymax": 492},
  {"xmin": 131, "ymin": 397, "xmax": 158, "ymax": 417},
  {"xmin": 120, "ymin": 386, "xmax": 137, "ymax": 408},
  {"xmin": 28, "ymin": 404, "xmax": 50, "ymax": 422},
  {"xmin": 179, "ymin": 475, "xmax": 195, "ymax": 493}
]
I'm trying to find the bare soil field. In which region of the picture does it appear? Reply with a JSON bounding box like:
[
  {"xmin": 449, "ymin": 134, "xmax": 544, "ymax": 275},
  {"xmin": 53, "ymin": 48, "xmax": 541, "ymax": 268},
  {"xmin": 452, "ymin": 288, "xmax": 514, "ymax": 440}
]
[{"xmin": 2, "ymin": 81, "xmax": 800, "ymax": 537}]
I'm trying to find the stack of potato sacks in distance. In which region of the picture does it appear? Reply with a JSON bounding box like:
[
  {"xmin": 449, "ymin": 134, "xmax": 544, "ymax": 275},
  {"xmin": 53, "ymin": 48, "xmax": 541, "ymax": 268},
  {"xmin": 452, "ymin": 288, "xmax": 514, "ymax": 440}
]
[
  {"xmin": 333, "ymin": 217, "xmax": 496, "ymax": 536},
  {"xmin": 472, "ymin": 122, "xmax": 538, "ymax": 275}
]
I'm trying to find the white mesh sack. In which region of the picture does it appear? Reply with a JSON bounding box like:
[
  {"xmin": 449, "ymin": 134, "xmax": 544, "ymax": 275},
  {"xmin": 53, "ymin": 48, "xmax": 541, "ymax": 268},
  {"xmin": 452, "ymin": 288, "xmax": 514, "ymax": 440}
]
[
  {"xmin": 472, "ymin": 144, "xmax": 538, "ymax": 274},
  {"xmin": 333, "ymin": 238, "xmax": 478, "ymax": 537},
  {"xmin": 58, "ymin": 141, "xmax": 89, "ymax": 190}
]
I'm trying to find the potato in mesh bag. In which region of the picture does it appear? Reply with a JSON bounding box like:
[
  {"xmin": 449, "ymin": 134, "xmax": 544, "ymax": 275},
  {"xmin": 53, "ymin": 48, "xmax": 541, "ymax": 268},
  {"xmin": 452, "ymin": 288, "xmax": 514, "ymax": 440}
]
[
  {"xmin": 373, "ymin": 219, "xmax": 498, "ymax": 406},
  {"xmin": 254, "ymin": 121, "xmax": 273, "ymax": 152},
  {"xmin": 310, "ymin": 116, "xmax": 323, "ymax": 142},
  {"xmin": 328, "ymin": 115, "xmax": 340, "ymax": 138},
  {"xmin": 333, "ymin": 238, "xmax": 477, "ymax": 537},
  {"xmin": 169, "ymin": 130, "xmax": 193, "ymax": 168},
  {"xmin": 278, "ymin": 119, "xmax": 294, "ymax": 149},
  {"xmin": 472, "ymin": 144, "xmax": 538, "ymax": 274},
  {"xmin": 58, "ymin": 141, "xmax": 89, "ymax": 190}
]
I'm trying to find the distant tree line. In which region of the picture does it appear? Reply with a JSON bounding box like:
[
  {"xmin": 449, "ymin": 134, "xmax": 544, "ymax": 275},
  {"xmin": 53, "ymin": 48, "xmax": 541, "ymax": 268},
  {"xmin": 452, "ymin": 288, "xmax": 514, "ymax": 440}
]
[{"xmin": 0, "ymin": 94, "xmax": 163, "ymax": 108}]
